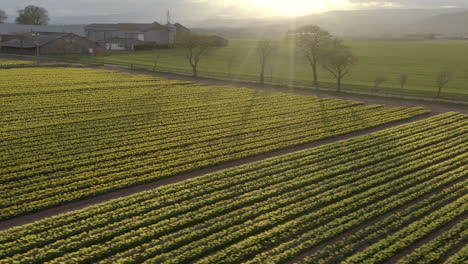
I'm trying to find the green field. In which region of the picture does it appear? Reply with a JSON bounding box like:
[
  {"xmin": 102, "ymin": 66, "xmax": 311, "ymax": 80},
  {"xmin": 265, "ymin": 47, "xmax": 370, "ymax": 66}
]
[
  {"xmin": 1, "ymin": 112, "xmax": 466, "ymax": 263},
  {"xmin": 58, "ymin": 39, "xmax": 468, "ymax": 101}
]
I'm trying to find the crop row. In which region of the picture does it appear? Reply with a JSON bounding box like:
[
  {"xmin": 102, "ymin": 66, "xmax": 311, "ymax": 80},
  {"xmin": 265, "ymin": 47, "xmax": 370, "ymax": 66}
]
[
  {"xmin": 298, "ymin": 180, "xmax": 468, "ymax": 264},
  {"xmin": 0, "ymin": 113, "xmax": 466, "ymax": 263}
]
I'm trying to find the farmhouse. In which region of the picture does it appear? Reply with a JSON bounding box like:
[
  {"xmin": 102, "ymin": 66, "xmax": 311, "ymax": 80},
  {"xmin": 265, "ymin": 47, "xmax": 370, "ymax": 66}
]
[
  {"xmin": 85, "ymin": 22, "xmax": 190, "ymax": 51},
  {"xmin": 0, "ymin": 32, "xmax": 96, "ymax": 56}
]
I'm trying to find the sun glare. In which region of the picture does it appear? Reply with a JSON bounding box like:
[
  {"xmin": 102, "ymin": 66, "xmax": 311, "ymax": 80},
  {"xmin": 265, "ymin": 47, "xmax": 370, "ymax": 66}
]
[{"xmin": 247, "ymin": 0, "xmax": 339, "ymax": 16}]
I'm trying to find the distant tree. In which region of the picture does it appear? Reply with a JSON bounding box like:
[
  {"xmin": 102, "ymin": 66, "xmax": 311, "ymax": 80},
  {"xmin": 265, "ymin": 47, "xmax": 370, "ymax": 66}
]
[
  {"xmin": 16, "ymin": 5, "xmax": 49, "ymax": 25},
  {"xmin": 176, "ymin": 33, "xmax": 213, "ymax": 77},
  {"xmin": 399, "ymin": 74, "xmax": 408, "ymax": 97},
  {"xmin": 293, "ymin": 25, "xmax": 332, "ymax": 88},
  {"xmin": 319, "ymin": 39, "xmax": 357, "ymax": 92},
  {"xmin": 373, "ymin": 76, "xmax": 386, "ymax": 93},
  {"xmin": 256, "ymin": 39, "xmax": 277, "ymax": 84},
  {"xmin": 0, "ymin": 9, "xmax": 7, "ymax": 24},
  {"xmin": 435, "ymin": 71, "xmax": 453, "ymax": 98}
]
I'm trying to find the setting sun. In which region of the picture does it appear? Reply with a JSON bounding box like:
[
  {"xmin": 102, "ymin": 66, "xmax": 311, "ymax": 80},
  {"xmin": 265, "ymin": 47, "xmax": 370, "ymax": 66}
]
[{"xmin": 247, "ymin": 0, "xmax": 347, "ymax": 16}]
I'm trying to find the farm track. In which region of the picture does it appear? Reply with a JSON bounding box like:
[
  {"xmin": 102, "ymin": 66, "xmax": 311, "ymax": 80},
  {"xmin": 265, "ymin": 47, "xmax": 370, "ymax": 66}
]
[
  {"xmin": 100, "ymin": 65, "xmax": 468, "ymax": 114},
  {"xmin": 0, "ymin": 112, "xmax": 432, "ymax": 231}
]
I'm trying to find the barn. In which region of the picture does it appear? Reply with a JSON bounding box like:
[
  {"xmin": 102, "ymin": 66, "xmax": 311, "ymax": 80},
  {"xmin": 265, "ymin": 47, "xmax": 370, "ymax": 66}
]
[
  {"xmin": 0, "ymin": 32, "xmax": 96, "ymax": 56},
  {"xmin": 85, "ymin": 22, "xmax": 190, "ymax": 51}
]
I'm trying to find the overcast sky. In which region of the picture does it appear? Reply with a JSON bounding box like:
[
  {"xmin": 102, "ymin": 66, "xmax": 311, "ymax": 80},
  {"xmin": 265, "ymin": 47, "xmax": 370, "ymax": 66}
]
[{"xmin": 1, "ymin": 0, "xmax": 467, "ymax": 24}]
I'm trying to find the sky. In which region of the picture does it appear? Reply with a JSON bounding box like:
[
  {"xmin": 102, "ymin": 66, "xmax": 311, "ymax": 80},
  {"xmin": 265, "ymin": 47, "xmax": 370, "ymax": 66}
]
[{"xmin": 1, "ymin": 0, "xmax": 467, "ymax": 24}]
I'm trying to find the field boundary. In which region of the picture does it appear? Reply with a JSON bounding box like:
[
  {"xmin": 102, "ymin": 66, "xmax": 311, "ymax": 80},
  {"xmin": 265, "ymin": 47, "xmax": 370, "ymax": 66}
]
[
  {"xmin": 100, "ymin": 64, "xmax": 468, "ymax": 114},
  {"xmin": 101, "ymin": 64, "xmax": 468, "ymax": 106},
  {"xmin": 1, "ymin": 53, "xmax": 467, "ymax": 105},
  {"xmin": 0, "ymin": 112, "xmax": 433, "ymax": 231}
]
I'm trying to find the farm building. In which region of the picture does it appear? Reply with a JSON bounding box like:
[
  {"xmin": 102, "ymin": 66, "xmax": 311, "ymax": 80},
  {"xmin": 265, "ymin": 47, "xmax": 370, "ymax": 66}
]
[
  {"xmin": 0, "ymin": 32, "xmax": 96, "ymax": 56},
  {"xmin": 84, "ymin": 22, "xmax": 190, "ymax": 51}
]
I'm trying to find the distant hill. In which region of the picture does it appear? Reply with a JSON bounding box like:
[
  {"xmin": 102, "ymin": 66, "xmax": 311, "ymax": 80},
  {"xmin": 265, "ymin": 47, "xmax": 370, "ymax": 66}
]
[
  {"xmin": 415, "ymin": 11, "xmax": 468, "ymax": 35},
  {"xmin": 194, "ymin": 8, "xmax": 468, "ymax": 39},
  {"xmin": 47, "ymin": 8, "xmax": 468, "ymax": 38}
]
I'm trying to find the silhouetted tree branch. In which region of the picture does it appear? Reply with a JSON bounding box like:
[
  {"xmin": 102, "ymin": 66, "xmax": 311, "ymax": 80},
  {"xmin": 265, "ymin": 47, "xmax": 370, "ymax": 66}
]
[
  {"xmin": 176, "ymin": 33, "xmax": 213, "ymax": 77},
  {"xmin": 436, "ymin": 71, "xmax": 453, "ymax": 98},
  {"xmin": 319, "ymin": 39, "xmax": 357, "ymax": 92},
  {"xmin": 257, "ymin": 39, "xmax": 277, "ymax": 84},
  {"xmin": 292, "ymin": 25, "xmax": 331, "ymax": 88}
]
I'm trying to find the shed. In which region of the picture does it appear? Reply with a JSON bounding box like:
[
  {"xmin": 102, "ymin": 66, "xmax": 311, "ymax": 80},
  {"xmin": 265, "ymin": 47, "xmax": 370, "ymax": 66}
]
[{"xmin": 0, "ymin": 33, "xmax": 96, "ymax": 56}]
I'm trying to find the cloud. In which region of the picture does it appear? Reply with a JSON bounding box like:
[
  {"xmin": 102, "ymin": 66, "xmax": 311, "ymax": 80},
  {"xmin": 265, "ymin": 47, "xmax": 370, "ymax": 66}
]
[
  {"xmin": 0, "ymin": 0, "xmax": 467, "ymax": 24},
  {"xmin": 346, "ymin": 0, "xmax": 468, "ymax": 8}
]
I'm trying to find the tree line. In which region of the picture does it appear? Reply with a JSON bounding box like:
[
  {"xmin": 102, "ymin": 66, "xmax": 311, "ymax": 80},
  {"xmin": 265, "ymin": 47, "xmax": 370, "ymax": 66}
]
[
  {"xmin": 175, "ymin": 26, "xmax": 356, "ymax": 92},
  {"xmin": 0, "ymin": 5, "xmax": 50, "ymax": 25},
  {"xmin": 175, "ymin": 26, "xmax": 461, "ymax": 98}
]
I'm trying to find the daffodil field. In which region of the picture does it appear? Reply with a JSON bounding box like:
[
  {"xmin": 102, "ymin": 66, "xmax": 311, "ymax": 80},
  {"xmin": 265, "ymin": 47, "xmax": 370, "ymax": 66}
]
[
  {"xmin": 1, "ymin": 66, "xmax": 465, "ymax": 264},
  {"xmin": 0, "ymin": 59, "xmax": 35, "ymax": 67},
  {"xmin": 0, "ymin": 68, "xmax": 428, "ymax": 220},
  {"xmin": 0, "ymin": 112, "xmax": 466, "ymax": 264}
]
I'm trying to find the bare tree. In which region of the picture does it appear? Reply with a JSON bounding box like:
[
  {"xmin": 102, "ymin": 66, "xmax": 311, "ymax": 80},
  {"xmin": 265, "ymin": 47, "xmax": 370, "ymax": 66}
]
[
  {"xmin": 319, "ymin": 39, "xmax": 357, "ymax": 92},
  {"xmin": 226, "ymin": 56, "xmax": 234, "ymax": 80},
  {"xmin": 373, "ymin": 76, "xmax": 386, "ymax": 93},
  {"xmin": 0, "ymin": 9, "xmax": 7, "ymax": 24},
  {"xmin": 176, "ymin": 33, "xmax": 213, "ymax": 77},
  {"xmin": 153, "ymin": 52, "xmax": 161, "ymax": 72},
  {"xmin": 269, "ymin": 64, "xmax": 275, "ymax": 83},
  {"xmin": 399, "ymin": 74, "xmax": 408, "ymax": 97},
  {"xmin": 436, "ymin": 71, "xmax": 453, "ymax": 98},
  {"xmin": 293, "ymin": 25, "xmax": 332, "ymax": 88},
  {"xmin": 257, "ymin": 39, "xmax": 277, "ymax": 84},
  {"xmin": 16, "ymin": 5, "xmax": 49, "ymax": 25}
]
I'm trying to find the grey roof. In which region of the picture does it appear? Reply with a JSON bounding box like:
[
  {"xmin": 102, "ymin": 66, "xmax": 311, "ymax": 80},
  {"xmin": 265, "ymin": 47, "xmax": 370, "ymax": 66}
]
[
  {"xmin": 174, "ymin": 23, "xmax": 190, "ymax": 32},
  {"xmin": 85, "ymin": 22, "xmax": 167, "ymax": 32},
  {"xmin": 0, "ymin": 24, "xmax": 85, "ymax": 37},
  {"xmin": 0, "ymin": 33, "xmax": 74, "ymax": 48}
]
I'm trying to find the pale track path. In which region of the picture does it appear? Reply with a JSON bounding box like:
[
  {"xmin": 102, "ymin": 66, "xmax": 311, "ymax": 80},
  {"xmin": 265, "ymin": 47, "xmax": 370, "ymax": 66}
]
[{"xmin": 0, "ymin": 112, "xmax": 432, "ymax": 231}]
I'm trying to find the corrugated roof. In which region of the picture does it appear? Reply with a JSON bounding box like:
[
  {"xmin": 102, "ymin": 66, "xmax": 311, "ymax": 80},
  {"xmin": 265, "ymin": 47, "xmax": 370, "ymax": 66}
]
[
  {"xmin": 0, "ymin": 24, "xmax": 85, "ymax": 36},
  {"xmin": 0, "ymin": 33, "xmax": 73, "ymax": 48}
]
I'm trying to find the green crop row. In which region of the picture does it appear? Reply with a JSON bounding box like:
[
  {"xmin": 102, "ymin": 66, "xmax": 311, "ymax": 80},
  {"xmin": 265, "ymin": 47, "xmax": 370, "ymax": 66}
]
[
  {"xmin": 0, "ymin": 112, "xmax": 466, "ymax": 264},
  {"xmin": 445, "ymin": 244, "xmax": 468, "ymax": 264},
  {"xmin": 396, "ymin": 218, "xmax": 468, "ymax": 264},
  {"xmin": 298, "ymin": 180, "xmax": 468, "ymax": 264}
]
